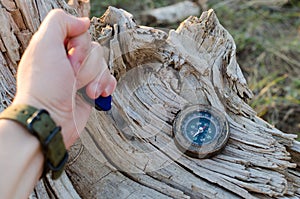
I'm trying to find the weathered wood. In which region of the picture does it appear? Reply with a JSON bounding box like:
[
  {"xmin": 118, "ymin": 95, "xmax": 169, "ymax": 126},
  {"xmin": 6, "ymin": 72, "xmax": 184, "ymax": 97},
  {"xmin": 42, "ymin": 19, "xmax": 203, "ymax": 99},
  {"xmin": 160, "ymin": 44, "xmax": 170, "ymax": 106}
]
[
  {"xmin": 141, "ymin": 1, "xmax": 200, "ymax": 25},
  {"xmin": 1, "ymin": 1, "xmax": 300, "ymax": 199},
  {"xmin": 70, "ymin": 7, "xmax": 300, "ymax": 198},
  {"xmin": 68, "ymin": 0, "xmax": 90, "ymax": 17},
  {"xmin": 0, "ymin": 0, "xmax": 86, "ymax": 198}
]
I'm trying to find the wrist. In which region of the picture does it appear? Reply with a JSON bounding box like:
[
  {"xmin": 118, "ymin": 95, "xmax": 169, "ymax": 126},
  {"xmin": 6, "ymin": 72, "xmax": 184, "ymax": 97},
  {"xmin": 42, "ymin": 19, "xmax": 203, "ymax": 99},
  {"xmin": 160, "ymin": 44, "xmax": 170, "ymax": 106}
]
[
  {"xmin": 12, "ymin": 94, "xmax": 62, "ymax": 124},
  {"xmin": 0, "ymin": 103, "xmax": 68, "ymax": 180},
  {"xmin": 0, "ymin": 120, "xmax": 44, "ymax": 198},
  {"xmin": 12, "ymin": 94, "xmax": 68, "ymax": 143}
]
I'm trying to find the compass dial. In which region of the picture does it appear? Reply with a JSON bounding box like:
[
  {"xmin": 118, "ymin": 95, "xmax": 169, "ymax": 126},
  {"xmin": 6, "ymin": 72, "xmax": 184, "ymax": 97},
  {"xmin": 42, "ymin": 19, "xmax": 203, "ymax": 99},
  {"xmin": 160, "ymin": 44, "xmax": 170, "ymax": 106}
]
[{"xmin": 173, "ymin": 105, "xmax": 229, "ymax": 158}]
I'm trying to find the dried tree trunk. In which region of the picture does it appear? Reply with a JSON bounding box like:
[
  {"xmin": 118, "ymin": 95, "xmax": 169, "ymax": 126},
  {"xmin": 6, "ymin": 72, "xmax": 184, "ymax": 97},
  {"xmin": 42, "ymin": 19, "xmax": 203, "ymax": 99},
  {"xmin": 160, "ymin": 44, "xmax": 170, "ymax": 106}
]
[
  {"xmin": 1, "ymin": 1, "xmax": 300, "ymax": 199},
  {"xmin": 0, "ymin": 0, "xmax": 87, "ymax": 198},
  {"xmin": 66, "ymin": 7, "xmax": 300, "ymax": 199},
  {"xmin": 141, "ymin": 1, "xmax": 200, "ymax": 25}
]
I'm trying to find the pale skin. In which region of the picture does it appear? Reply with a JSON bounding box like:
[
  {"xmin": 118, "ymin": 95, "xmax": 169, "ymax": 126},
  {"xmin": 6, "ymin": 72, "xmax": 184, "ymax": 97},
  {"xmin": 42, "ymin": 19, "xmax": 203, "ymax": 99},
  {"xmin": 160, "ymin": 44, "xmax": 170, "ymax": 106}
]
[{"xmin": 0, "ymin": 9, "xmax": 117, "ymax": 199}]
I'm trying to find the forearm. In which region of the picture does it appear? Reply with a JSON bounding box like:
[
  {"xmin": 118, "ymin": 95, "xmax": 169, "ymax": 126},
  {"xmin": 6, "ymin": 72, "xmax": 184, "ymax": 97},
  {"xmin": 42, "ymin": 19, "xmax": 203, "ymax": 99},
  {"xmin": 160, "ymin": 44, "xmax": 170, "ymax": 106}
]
[{"xmin": 0, "ymin": 120, "xmax": 44, "ymax": 199}]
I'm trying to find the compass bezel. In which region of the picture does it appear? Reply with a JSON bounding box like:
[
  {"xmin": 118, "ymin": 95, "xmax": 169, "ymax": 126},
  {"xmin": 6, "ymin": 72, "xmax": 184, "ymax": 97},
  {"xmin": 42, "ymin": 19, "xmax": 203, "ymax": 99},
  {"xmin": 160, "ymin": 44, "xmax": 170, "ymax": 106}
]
[{"xmin": 173, "ymin": 104, "xmax": 230, "ymax": 158}]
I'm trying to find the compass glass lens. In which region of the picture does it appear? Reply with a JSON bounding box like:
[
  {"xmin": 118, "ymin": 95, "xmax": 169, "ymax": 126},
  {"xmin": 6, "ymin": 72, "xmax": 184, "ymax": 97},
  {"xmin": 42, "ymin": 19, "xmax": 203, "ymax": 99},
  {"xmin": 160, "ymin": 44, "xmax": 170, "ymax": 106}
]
[{"xmin": 181, "ymin": 111, "xmax": 218, "ymax": 146}]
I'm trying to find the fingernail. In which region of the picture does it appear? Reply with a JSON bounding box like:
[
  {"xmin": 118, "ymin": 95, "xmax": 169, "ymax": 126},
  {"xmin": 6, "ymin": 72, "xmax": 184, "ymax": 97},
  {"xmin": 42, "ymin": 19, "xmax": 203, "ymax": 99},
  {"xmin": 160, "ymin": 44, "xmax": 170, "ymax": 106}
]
[
  {"xmin": 95, "ymin": 84, "xmax": 103, "ymax": 98},
  {"xmin": 102, "ymin": 84, "xmax": 114, "ymax": 97},
  {"xmin": 103, "ymin": 76, "xmax": 116, "ymax": 96},
  {"xmin": 91, "ymin": 82, "xmax": 102, "ymax": 98}
]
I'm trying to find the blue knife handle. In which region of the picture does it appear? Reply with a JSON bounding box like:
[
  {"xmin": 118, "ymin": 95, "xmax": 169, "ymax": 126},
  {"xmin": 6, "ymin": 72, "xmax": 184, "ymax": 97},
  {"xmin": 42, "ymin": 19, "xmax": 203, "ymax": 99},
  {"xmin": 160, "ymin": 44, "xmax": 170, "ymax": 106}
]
[
  {"xmin": 94, "ymin": 95, "xmax": 112, "ymax": 111},
  {"xmin": 79, "ymin": 88, "xmax": 112, "ymax": 111}
]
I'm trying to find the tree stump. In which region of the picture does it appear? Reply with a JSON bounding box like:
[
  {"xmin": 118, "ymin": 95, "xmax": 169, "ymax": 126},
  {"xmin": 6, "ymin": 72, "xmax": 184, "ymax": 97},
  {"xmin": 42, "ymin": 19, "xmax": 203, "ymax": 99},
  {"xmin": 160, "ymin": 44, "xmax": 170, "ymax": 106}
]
[{"xmin": 1, "ymin": 1, "xmax": 300, "ymax": 199}]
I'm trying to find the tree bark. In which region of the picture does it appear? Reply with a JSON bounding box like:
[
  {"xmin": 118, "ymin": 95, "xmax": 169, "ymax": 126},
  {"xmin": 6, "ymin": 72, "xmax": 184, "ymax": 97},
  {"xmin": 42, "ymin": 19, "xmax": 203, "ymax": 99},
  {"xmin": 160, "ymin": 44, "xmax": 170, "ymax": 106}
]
[{"xmin": 1, "ymin": 1, "xmax": 300, "ymax": 199}]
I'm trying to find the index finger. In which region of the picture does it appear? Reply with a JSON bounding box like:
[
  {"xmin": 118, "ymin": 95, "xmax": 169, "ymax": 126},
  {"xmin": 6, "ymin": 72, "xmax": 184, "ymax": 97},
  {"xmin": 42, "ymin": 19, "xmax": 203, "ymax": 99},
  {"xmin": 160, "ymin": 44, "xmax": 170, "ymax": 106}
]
[{"xmin": 36, "ymin": 9, "xmax": 90, "ymax": 44}]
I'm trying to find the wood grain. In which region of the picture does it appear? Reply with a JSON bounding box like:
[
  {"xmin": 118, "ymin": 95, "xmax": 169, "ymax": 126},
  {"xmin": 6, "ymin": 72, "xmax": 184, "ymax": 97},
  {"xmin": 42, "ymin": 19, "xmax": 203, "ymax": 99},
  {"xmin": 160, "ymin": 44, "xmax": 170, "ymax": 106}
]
[
  {"xmin": 0, "ymin": 1, "xmax": 300, "ymax": 198},
  {"xmin": 70, "ymin": 7, "xmax": 300, "ymax": 198}
]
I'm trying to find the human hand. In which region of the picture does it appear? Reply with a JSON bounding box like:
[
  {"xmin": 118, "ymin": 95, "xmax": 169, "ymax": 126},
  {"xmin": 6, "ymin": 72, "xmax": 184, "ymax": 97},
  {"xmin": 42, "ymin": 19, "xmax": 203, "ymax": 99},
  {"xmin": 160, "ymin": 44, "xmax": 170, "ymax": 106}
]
[{"xmin": 12, "ymin": 9, "xmax": 117, "ymax": 148}]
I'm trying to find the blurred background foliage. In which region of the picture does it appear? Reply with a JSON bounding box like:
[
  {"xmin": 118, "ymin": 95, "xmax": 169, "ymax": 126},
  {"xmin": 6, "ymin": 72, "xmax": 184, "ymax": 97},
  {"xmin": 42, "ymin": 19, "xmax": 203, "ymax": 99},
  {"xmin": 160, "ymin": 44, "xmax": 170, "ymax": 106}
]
[{"xmin": 90, "ymin": 0, "xmax": 300, "ymax": 138}]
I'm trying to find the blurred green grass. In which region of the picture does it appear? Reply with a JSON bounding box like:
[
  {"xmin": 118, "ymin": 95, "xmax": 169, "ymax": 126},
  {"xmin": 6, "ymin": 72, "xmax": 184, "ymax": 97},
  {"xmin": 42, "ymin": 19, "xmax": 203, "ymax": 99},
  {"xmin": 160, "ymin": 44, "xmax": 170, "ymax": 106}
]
[{"xmin": 90, "ymin": 0, "xmax": 300, "ymax": 136}]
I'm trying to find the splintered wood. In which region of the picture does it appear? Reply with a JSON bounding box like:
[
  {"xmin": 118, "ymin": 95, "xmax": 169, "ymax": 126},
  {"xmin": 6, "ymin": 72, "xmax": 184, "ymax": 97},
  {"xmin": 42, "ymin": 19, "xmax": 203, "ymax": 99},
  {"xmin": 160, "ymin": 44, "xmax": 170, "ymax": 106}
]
[
  {"xmin": 0, "ymin": 1, "xmax": 299, "ymax": 198},
  {"xmin": 65, "ymin": 7, "xmax": 300, "ymax": 199}
]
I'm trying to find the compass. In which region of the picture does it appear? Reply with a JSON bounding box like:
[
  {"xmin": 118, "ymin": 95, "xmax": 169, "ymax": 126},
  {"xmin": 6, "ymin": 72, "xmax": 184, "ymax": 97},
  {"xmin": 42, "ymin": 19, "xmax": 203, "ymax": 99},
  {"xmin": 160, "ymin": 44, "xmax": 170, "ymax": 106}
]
[{"xmin": 173, "ymin": 104, "xmax": 230, "ymax": 158}]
